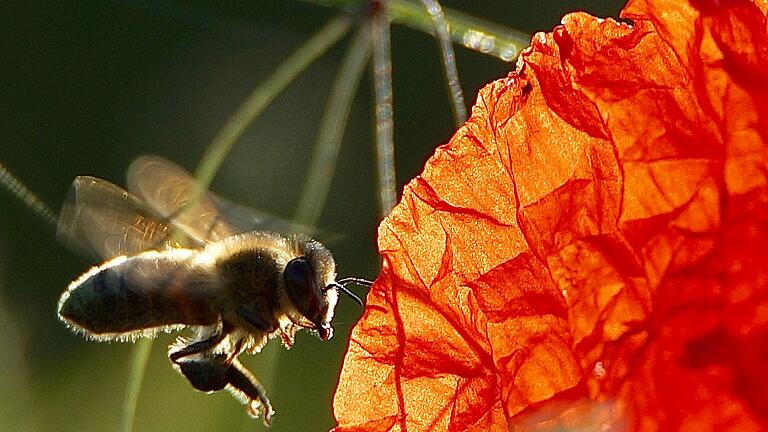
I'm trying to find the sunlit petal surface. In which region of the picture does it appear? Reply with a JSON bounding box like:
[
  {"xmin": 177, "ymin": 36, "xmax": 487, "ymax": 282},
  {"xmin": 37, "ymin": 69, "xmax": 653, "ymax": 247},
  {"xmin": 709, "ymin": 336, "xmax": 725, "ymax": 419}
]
[{"xmin": 334, "ymin": 0, "xmax": 768, "ymax": 430}]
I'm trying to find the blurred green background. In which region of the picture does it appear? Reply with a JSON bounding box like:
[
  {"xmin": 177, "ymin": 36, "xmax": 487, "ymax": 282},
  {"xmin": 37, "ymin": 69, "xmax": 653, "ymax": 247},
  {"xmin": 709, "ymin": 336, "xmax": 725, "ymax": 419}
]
[{"xmin": 0, "ymin": 1, "xmax": 623, "ymax": 431}]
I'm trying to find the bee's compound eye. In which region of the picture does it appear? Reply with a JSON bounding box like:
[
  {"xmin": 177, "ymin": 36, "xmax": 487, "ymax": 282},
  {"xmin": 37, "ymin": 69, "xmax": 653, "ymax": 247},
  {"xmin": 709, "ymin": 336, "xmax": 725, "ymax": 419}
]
[
  {"xmin": 284, "ymin": 257, "xmax": 311, "ymax": 289},
  {"xmin": 284, "ymin": 257, "xmax": 324, "ymax": 323}
]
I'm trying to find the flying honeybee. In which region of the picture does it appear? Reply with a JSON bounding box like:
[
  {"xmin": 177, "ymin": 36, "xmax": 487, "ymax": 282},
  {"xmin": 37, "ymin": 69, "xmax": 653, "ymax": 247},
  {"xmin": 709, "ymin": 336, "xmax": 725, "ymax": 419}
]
[{"xmin": 55, "ymin": 155, "xmax": 371, "ymax": 426}]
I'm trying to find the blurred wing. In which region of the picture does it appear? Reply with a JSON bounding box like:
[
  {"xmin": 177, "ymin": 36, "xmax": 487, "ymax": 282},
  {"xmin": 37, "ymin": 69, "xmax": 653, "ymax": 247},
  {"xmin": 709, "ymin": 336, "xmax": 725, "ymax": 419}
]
[
  {"xmin": 127, "ymin": 156, "xmax": 236, "ymax": 243},
  {"xmin": 128, "ymin": 155, "xmax": 320, "ymax": 238},
  {"xmin": 57, "ymin": 176, "xmax": 205, "ymax": 260},
  {"xmin": 209, "ymin": 195, "xmax": 320, "ymax": 238}
]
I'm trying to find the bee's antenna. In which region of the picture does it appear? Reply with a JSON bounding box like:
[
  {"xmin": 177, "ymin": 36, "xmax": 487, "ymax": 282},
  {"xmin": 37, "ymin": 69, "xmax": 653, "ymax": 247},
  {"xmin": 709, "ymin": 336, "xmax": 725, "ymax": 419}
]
[
  {"xmin": 336, "ymin": 277, "xmax": 373, "ymax": 288},
  {"xmin": 326, "ymin": 277, "xmax": 373, "ymax": 307}
]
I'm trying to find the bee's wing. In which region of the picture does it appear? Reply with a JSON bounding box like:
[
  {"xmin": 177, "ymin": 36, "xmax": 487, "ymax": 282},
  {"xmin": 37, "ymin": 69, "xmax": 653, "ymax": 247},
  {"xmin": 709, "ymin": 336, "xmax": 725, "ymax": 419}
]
[
  {"xmin": 208, "ymin": 194, "xmax": 320, "ymax": 238},
  {"xmin": 128, "ymin": 155, "xmax": 319, "ymax": 238},
  {"xmin": 57, "ymin": 177, "xmax": 206, "ymax": 260},
  {"xmin": 127, "ymin": 156, "xmax": 237, "ymax": 243}
]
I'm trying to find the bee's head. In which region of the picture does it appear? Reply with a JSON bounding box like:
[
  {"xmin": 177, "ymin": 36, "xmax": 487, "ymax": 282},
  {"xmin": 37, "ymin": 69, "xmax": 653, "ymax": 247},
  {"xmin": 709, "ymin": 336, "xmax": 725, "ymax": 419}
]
[{"xmin": 283, "ymin": 237, "xmax": 370, "ymax": 341}]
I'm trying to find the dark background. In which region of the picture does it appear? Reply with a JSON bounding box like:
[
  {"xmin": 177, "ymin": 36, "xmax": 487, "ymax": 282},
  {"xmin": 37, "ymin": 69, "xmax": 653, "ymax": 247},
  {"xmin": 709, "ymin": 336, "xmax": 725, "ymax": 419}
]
[{"xmin": 0, "ymin": 1, "xmax": 624, "ymax": 431}]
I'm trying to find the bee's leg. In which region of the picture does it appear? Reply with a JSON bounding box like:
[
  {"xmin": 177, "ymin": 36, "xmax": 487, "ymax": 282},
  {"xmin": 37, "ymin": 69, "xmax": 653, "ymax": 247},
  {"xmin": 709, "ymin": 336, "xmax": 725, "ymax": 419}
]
[
  {"xmin": 225, "ymin": 337, "xmax": 246, "ymax": 364},
  {"xmin": 174, "ymin": 352, "xmax": 230, "ymax": 393},
  {"xmin": 168, "ymin": 324, "xmax": 232, "ymax": 363},
  {"xmin": 173, "ymin": 353, "xmax": 274, "ymax": 426},
  {"xmin": 226, "ymin": 358, "xmax": 275, "ymax": 426}
]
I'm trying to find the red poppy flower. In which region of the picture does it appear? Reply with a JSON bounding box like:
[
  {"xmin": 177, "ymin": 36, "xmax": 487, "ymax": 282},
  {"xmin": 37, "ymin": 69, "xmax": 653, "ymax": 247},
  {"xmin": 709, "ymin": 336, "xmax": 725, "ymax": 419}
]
[{"xmin": 334, "ymin": 0, "xmax": 768, "ymax": 430}]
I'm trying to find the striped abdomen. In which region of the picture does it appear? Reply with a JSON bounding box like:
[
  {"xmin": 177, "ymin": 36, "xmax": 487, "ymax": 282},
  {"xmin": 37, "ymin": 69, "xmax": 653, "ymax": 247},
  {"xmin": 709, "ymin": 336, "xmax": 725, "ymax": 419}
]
[{"xmin": 58, "ymin": 249, "xmax": 219, "ymax": 338}]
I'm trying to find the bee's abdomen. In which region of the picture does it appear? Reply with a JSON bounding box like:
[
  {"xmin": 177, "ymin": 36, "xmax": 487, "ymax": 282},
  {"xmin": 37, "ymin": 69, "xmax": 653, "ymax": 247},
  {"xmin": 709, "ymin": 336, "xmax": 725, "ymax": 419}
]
[{"xmin": 58, "ymin": 250, "xmax": 219, "ymax": 338}]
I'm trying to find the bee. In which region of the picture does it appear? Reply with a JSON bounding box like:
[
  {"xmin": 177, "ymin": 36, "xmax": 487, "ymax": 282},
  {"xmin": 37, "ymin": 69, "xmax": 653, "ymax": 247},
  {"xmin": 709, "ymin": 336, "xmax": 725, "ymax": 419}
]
[{"xmin": 55, "ymin": 155, "xmax": 371, "ymax": 426}]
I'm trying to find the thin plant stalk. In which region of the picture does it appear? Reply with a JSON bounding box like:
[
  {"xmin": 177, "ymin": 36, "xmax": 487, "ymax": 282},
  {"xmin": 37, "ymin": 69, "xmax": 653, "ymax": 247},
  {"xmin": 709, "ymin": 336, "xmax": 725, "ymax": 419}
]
[
  {"xmin": 294, "ymin": 25, "xmax": 372, "ymax": 225},
  {"xmin": 120, "ymin": 339, "xmax": 152, "ymax": 432},
  {"xmin": 193, "ymin": 14, "xmax": 354, "ymax": 192},
  {"xmin": 302, "ymin": 0, "xmax": 530, "ymax": 62},
  {"xmin": 419, "ymin": 0, "xmax": 466, "ymax": 125},
  {"xmin": 0, "ymin": 162, "xmax": 57, "ymax": 227},
  {"xmin": 389, "ymin": 0, "xmax": 528, "ymax": 62},
  {"xmin": 371, "ymin": 5, "xmax": 397, "ymax": 217}
]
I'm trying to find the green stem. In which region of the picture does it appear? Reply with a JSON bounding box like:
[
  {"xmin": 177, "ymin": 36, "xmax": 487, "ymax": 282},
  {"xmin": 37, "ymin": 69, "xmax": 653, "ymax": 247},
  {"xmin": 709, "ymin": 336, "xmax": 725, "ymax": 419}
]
[
  {"xmin": 371, "ymin": 5, "xmax": 397, "ymax": 217},
  {"xmin": 294, "ymin": 25, "xmax": 372, "ymax": 225},
  {"xmin": 193, "ymin": 14, "xmax": 353, "ymax": 191},
  {"xmin": 0, "ymin": 161, "xmax": 57, "ymax": 228},
  {"xmin": 417, "ymin": 0, "xmax": 466, "ymax": 125},
  {"xmin": 302, "ymin": 0, "xmax": 530, "ymax": 62},
  {"xmin": 120, "ymin": 339, "xmax": 152, "ymax": 432}
]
